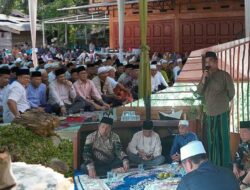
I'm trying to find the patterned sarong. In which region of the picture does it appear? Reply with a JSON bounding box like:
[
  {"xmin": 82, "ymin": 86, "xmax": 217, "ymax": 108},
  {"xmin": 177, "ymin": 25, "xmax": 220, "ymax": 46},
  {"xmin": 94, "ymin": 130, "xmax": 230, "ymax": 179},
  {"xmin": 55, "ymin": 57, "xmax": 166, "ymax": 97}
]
[{"xmin": 207, "ymin": 111, "xmax": 231, "ymax": 167}]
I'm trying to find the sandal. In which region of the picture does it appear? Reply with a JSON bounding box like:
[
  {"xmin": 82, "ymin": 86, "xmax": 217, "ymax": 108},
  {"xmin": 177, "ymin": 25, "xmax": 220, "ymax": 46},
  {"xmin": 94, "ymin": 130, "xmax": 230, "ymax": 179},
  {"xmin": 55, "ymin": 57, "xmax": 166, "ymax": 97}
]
[
  {"xmin": 239, "ymin": 171, "xmax": 248, "ymax": 182},
  {"xmin": 240, "ymin": 181, "xmax": 250, "ymax": 190}
]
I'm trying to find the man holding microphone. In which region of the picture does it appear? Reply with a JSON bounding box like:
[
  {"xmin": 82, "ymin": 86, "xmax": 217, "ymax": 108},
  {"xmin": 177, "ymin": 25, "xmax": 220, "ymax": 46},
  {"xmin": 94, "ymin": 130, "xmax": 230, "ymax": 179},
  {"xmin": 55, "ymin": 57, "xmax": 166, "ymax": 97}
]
[{"xmin": 197, "ymin": 51, "xmax": 235, "ymax": 167}]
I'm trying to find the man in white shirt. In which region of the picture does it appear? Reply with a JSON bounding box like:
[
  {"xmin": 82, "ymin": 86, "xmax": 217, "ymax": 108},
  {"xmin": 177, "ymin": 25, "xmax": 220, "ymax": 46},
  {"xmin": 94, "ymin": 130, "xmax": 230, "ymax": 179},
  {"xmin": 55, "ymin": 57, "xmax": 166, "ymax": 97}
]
[
  {"xmin": 77, "ymin": 49, "xmax": 87, "ymax": 63},
  {"xmin": 44, "ymin": 63, "xmax": 55, "ymax": 83},
  {"xmin": 118, "ymin": 64, "xmax": 133, "ymax": 87},
  {"xmin": 127, "ymin": 120, "xmax": 165, "ymax": 167},
  {"xmin": 3, "ymin": 68, "xmax": 31, "ymax": 123},
  {"xmin": 92, "ymin": 66, "xmax": 123, "ymax": 107},
  {"xmin": 151, "ymin": 64, "xmax": 168, "ymax": 93},
  {"xmin": 106, "ymin": 66, "xmax": 132, "ymax": 104},
  {"xmin": 173, "ymin": 58, "xmax": 182, "ymax": 82},
  {"xmin": 48, "ymin": 68, "xmax": 77, "ymax": 115},
  {"xmin": 65, "ymin": 62, "xmax": 75, "ymax": 80},
  {"xmin": 89, "ymin": 42, "xmax": 95, "ymax": 52},
  {"xmin": 0, "ymin": 67, "xmax": 11, "ymax": 115}
]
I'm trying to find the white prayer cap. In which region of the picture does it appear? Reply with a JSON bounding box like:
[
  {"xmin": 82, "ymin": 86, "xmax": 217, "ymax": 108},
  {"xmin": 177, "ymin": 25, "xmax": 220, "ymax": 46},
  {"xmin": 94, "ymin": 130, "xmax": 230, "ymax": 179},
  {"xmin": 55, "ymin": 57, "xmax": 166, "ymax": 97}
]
[
  {"xmin": 39, "ymin": 69, "xmax": 47, "ymax": 74},
  {"xmin": 107, "ymin": 66, "xmax": 116, "ymax": 72},
  {"xmin": 29, "ymin": 68, "xmax": 36, "ymax": 72},
  {"xmin": 0, "ymin": 64, "xmax": 9, "ymax": 68},
  {"xmin": 97, "ymin": 66, "xmax": 109, "ymax": 74},
  {"xmin": 150, "ymin": 65, "xmax": 157, "ymax": 70},
  {"xmin": 122, "ymin": 60, "xmax": 128, "ymax": 65},
  {"xmin": 129, "ymin": 58, "xmax": 135, "ymax": 63},
  {"xmin": 160, "ymin": 59, "xmax": 168, "ymax": 64},
  {"xmin": 47, "ymin": 58, "xmax": 53, "ymax": 61},
  {"xmin": 24, "ymin": 61, "xmax": 32, "ymax": 67},
  {"xmin": 21, "ymin": 66, "xmax": 29, "ymax": 69},
  {"xmin": 168, "ymin": 60, "xmax": 174, "ymax": 64},
  {"xmin": 179, "ymin": 120, "xmax": 189, "ymax": 127},
  {"xmin": 44, "ymin": 63, "xmax": 52, "ymax": 69},
  {"xmin": 157, "ymin": 62, "xmax": 161, "ymax": 66},
  {"xmin": 85, "ymin": 57, "xmax": 91, "ymax": 63},
  {"xmin": 180, "ymin": 141, "xmax": 206, "ymax": 161},
  {"xmin": 15, "ymin": 58, "xmax": 22, "ymax": 63},
  {"xmin": 177, "ymin": 58, "xmax": 182, "ymax": 63},
  {"xmin": 52, "ymin": 62, "xmax": 59, "ymax": 68}
]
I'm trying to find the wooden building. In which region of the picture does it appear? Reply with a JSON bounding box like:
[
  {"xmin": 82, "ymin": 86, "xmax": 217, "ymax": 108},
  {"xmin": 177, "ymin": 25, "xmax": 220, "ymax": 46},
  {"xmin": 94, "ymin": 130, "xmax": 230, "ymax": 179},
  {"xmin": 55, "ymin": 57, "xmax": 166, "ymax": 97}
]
[
  {"xmin": 0, "ymin": 12, "xmax": 42, "ymax": 50},
  {"xmin": 89, "ymin": 0, "xmax": 245, "ymax": 54}
]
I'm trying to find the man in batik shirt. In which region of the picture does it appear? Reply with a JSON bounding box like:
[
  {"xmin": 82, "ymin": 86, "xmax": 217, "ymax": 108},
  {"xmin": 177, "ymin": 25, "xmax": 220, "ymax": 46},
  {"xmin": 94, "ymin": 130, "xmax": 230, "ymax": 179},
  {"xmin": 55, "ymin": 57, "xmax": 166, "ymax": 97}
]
[
  {"xmin": 233, "ymin": 121, "xmax": 250, "ymax": 189},
  {"xmin": 81, "ymin": 117, "xmax": 129, "ymax": 178}
]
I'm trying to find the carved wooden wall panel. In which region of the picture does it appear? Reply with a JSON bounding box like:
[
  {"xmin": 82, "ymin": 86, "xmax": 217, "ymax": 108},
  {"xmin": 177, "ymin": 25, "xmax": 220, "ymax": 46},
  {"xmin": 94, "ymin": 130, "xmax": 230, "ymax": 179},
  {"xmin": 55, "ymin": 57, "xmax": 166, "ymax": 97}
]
[
  {"xmin": 179, "ymin": 17, "xmax": 244, "ymax": 53},
  {"xmin": 113, "ymin": 20, "xmax": 175, "ymax": 53}
]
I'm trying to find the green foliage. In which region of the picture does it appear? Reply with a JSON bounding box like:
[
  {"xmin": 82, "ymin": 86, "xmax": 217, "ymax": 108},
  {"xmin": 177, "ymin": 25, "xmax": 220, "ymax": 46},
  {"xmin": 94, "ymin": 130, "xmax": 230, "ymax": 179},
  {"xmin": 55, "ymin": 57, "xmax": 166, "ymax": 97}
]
[
  {"xmin": 0, "ymin": 0, "xmax": 16, "ymax": 14},
  {"xmin": 0, "ymin": 124, "xmax": 73, "ymax": 177}
]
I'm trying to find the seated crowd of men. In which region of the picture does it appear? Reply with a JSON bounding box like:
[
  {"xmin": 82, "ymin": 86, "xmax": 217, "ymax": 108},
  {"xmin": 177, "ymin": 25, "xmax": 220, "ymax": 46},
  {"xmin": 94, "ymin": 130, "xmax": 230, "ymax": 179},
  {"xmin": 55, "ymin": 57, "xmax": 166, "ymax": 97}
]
[
  {"xmin": 81, "ymin": 116, "xmax": 246, "ymax": 190},
  {"xmin": 0, "ymin": 46, "xmax": 185, "ymax": 123}
]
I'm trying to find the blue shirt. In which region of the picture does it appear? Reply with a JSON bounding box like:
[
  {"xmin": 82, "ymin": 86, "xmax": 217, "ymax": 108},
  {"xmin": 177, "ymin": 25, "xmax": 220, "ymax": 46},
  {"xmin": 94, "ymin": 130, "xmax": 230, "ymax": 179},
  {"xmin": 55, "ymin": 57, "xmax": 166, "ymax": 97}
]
[
  {"xmin": 170, "ymin": 132, "xmax": 198, "ymax": 156},
  {"xmin": 177, "ymin": 161, "xmax": 240, "ymax": 190},
  {"xmin": 26, "ymin": 83, "xmax": 47, "ymax": 108}
]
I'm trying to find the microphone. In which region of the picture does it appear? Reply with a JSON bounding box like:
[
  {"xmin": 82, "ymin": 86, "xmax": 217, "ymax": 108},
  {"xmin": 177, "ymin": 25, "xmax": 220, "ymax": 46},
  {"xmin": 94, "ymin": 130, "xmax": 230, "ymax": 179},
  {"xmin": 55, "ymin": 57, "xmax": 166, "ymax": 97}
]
[
  {"xmin": 204, "ymin": 66, "xmax": 211, "ymax": 84},
  {"xmin": 205, "ymin": 65, "xmax": 211, "ymax": 71}
]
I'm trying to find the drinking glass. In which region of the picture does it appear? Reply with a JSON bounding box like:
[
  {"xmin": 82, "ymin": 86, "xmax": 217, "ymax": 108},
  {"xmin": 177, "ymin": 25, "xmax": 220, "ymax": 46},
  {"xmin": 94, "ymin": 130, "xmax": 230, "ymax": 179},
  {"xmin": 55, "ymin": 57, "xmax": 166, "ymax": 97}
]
[
  {"xmin": 107, "ymin": 171, "xmax": 113, "ymax": 182},
  {"xmin": 80, "ymin": 109, "xmax": 84, "ymax": 115},
  {"xmin": 112, "ymin": 171, "xmax": 117, "ymax": 182},
  {"xmin": 138, "ymin": 164, "xmax": 144, "ymax": 173}
]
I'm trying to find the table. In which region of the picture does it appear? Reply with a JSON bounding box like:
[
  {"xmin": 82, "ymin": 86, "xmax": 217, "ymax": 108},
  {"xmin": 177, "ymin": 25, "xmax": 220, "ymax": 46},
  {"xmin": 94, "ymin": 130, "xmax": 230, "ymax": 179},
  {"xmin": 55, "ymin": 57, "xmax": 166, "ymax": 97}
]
[{"xmin": 74, "ymin": 165, "xmax": 182, "ymax": 190}]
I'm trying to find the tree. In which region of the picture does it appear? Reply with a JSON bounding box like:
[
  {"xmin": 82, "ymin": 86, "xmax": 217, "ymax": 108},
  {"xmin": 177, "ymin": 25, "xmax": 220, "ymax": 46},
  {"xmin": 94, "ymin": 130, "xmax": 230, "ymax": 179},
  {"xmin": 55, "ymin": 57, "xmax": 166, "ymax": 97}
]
[{"xmin": 0, "ymin": 0, "xmax": 16, "ymax": 15}]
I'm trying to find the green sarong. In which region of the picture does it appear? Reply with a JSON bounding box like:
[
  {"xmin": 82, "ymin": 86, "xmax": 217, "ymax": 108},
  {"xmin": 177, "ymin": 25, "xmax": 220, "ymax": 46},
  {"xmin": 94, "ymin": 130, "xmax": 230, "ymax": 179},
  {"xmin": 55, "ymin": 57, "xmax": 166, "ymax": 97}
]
[{"xmin": 207, "ymin": 111, "xmax": 231, "ymax": 167}]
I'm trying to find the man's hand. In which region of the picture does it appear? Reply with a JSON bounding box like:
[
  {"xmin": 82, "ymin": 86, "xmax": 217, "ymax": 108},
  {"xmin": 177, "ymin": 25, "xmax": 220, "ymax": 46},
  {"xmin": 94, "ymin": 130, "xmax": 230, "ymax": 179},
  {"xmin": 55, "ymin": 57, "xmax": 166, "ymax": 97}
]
[
  {"xmin": 60, "ymin": 106, "xmax": 67, "ymax": 115},
  {"xmin": 103, "ymin": 103, "xmax": 110, "ymax": 109},
  {"xmin": 138, "ymin": 149, "xmax": 146, "ymax": 158},
  {"xmin": 36, "ymin": 107, "xmax": 45, "ymax": 112},
  {"xmin": 145, "ymin": 154, "xmax": 153, "ymax": 161},
  {"xmin": 88, "ymin": 167, "xmax": 97, "ymax": 178},
  {"xmin": 123, "ymin": 160, "xmax": 129, "ymax": 172},
  {"xmin": 201, "ymin": 70, "xmax": 209, "ymax": 84},
  {"xmin": 233, "ymin": 165, "xmax": 240, "ymax": 179},
  {"xmin": 64, "ymin": 80, "xmax": 73, "ymax": 87},
  {"xmin": 14, "ymin": 112, "xmax": 21, "ymax": 119},
  {"xmin": 171, "ymin": 153, "xmax": 180, "ymax": 162},
  {"xmin": 138, "ymin": 150, "xmax": 152, "ymax": 161}
]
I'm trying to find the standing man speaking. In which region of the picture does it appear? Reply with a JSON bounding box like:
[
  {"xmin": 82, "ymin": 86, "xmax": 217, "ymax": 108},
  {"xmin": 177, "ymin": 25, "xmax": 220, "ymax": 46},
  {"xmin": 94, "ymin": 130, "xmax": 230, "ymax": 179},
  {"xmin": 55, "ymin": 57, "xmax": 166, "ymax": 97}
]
[{"xmin": 197, "ymin": 51, "xmax": 235, "ymax": 167}]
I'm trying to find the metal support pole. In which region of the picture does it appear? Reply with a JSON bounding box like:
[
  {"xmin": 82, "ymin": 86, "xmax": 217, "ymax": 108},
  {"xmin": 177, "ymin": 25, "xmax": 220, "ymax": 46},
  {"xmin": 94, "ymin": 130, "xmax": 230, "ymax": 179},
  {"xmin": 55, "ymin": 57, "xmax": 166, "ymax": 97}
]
[
  {"xmin": 42, "ymin": 21, "xmax": 45, "ymax": 47},
  {"xmin": 144, "ymin": 96, "xmax": 151, "ymax": 121},
  {"xmin": 65, "ymin": 24, "xmax": 68, "ymax": 45},
  {"xmin": 245, "ymin": 0, "xmax": 250, "ymax": 37},
  {"xmin": 84, "ymin": 25, "xmax": 87, "ymax": 45}
]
